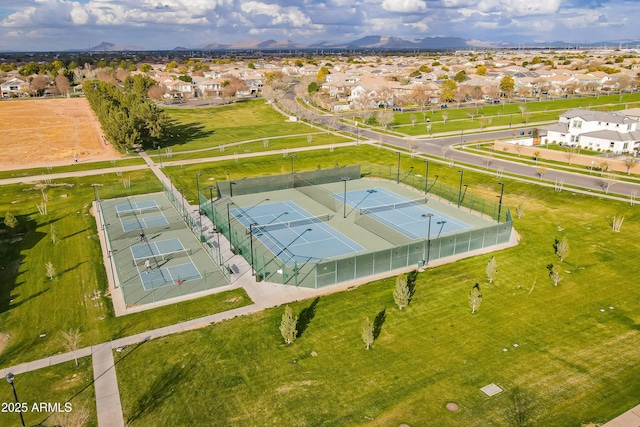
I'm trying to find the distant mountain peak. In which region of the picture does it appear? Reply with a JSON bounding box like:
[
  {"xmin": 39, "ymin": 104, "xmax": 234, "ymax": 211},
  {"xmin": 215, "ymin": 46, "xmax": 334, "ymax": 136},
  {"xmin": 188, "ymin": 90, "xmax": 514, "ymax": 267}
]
[{"xmin": 90, "ymin": 41, "xmax": 145, "ymax": 52}]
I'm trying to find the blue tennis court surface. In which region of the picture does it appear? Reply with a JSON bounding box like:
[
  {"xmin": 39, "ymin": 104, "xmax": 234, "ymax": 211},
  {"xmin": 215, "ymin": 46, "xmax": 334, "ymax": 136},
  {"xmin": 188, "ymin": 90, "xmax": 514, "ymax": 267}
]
[
  {"xmin": 230, "ymin": 201, "xmax": 363, "ymax": 265},
  {"xmin": 121, "ymin": 214, "xmax": 169, "ymax": 231},
  {"xmin": 140, "ymin": 262, "xmax": 202, "ymax": 290},
  {"xmin": 116, "ymin": 200, "xmax": 162, "ymax": 217},
  {"xmin": 336, "ymin": 187, "xmax": 471, "ymax": 239},
  {"xmin": 130, "ymin": 238, "xmax": 190, "ymax": 265}
]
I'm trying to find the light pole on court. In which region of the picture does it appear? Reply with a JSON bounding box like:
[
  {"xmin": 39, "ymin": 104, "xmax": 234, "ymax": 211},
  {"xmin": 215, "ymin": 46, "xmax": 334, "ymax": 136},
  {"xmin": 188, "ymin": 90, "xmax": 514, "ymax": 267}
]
[
  {"xmin": 497, "ymin": 181, "xmax": 505, "ymax": 223},
  {"xmin": 341, "ymin": 177, "xmax": 350, "ymax": 218},
  {"xmin": 457, "ymin": 169, "xmax": 464, "ymax": 208},
  {"xmin": 249, "ymin": 223, "xmax": 258, "ymax": 276},
  {"xmin": 422, "ymin": 213, "xmax": 434, "ymax": 266}
]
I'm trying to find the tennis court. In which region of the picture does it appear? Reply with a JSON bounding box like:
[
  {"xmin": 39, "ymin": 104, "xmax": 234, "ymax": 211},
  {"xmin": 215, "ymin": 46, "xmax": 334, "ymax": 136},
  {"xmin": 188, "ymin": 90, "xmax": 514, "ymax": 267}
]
[
  {"xmin": 230, "ymin": 201, "xmax": 363, "ymax": 265},
  {"xmin": 207, "ymin": 166, "xmax": 514, "ymax": 288},
  {"xmin": 340, "ymin": 187, "xmax": 472, "ymax": 240},
  {"xmin": 97, "ymin": 193, "xmax": 231, "ymax": 311}
]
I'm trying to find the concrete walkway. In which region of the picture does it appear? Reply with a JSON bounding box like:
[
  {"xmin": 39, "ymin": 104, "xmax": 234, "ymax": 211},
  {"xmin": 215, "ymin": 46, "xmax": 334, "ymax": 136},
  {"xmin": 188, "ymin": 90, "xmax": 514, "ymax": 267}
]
[{"xmin": 603, "ymin": 405, "xmax": 640, "ymax": 427}]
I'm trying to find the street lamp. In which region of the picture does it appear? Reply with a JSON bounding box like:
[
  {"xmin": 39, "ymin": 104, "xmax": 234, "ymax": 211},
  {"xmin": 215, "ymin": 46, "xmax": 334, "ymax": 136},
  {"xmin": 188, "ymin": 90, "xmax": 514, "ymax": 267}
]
[
  {"xmin": 457, "ymin": 169, "xmax": 464, "ymax": 208},
  {"xmin": 356, "ymin": 122, "xmax": 359, "ymax": 145},
  {"xmin": 226, "ymin": 202, "xmax": 234, "ymax": 251},
  {"xmin": 249, "ymin": 223, "xmax": 258, "ymax": 276},
  {"xmin": 497, "ymin": 181, "xmax": 505, "ymax": 223},
  {"xmin": 422, "ymin": 213, "xmax": 434, "ymax": 266},
  {"xmin": 5, "ymin": 373, "xmax": 26, "ymax": 427},
  {"xmin": 289, "ymin": 154, "xmax": 296, "ymax": 174},
  {"xmin": 195, "ymin": 173, "xmax": 202, "ymax": 237},
  {"xmin": 341, "ymin": 177, "xmax": 350, "ymax": 218}
]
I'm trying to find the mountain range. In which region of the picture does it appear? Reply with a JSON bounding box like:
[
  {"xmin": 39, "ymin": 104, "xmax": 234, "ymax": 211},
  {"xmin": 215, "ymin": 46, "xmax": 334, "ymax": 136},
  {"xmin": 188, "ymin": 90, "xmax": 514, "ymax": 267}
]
[{"xmin": 89, "ymin": 36, "xmax": 640, "ymax": 52}]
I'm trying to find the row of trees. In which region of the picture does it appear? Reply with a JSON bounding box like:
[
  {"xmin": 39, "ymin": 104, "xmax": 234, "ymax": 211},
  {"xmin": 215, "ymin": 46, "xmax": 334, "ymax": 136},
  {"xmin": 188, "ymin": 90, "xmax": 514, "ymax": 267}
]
[{"xmin": 83, "ymin": 80, "xmax": 167, "ymax": 150}]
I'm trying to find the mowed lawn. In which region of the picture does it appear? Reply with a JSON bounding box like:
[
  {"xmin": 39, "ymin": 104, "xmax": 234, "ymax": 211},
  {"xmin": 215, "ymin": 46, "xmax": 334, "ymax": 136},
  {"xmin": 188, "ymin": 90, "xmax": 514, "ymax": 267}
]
[
  {"xmin": 156, "ymin": 100, "xmax": 330, "ymax": 154},
  {"xmin": 115, "ymin": 152, "xmax": 640, "ymax": 425},
  {"xmin": 0, "ymin": 170, "xmax": 251, "ymax": 368}
]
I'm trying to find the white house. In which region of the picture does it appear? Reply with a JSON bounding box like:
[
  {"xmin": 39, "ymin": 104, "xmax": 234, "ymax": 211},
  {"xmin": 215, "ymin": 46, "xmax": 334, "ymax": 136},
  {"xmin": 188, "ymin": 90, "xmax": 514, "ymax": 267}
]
[
  {"xmin": 1, "ymin": 77, "xmax": 29, "ymax": 98},
  {"xmin": 542, "ymin": 108, "xmax": 640, "ymax": 153}
]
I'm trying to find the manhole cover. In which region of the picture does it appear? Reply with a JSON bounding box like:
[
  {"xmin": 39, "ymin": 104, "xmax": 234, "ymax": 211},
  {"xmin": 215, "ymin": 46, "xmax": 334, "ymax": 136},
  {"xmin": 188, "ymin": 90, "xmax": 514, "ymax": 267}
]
[{"xmin": 446, "ymin": 402, "xmax": 459, "ymax": 411}]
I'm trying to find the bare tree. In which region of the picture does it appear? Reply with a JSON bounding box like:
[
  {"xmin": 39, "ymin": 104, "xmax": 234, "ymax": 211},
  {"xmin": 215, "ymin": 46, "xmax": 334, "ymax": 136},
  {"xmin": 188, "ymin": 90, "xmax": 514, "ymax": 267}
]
[
  {"xmin": 55, "ymin": 74, "xmax": 71, "ymax": 97},
  {"xmin": 564, "ymin": 147, "xmax": 577, "ymax": 165},
  {"xmin": 410, "ymin": 113, "xmax": 417, "ymax": 127},
  {"xmin": 622, "ymin": 157, "xmax": 637, "ymax": 175},
  {"xmin": 611, "ymin": 214, "xmax": 625, "ymax": 232},
  {"xmin": 486, "ymin": 256, "xmax": 497, "ymax": 284},
  {"xmin": 547, "ymin": 264, "xmax": 562, "ymax": 286},
  {"xmin": 393, "ymin": 273, "xmax": 411, "ymax": 310},
  {"xmin": 30, "ymin": 75, "xmax": 48, "ymax": 96},
  {"xmin": 377, "ymin": 111, "xmax": 394, "ymax": 130},
  {"xmin": 516, "ymin": 202, "xmax": 525, "ymax": 219},
  {"xmin": 45, "ymin": 261, "xmax": 56, "ymax": 280},
  {"xmin": 61, "ymin": 329, "xmax": 82, "ymax": 366},
  {"xmin": 361, "ymin": 317, "xmax": 374, "ymax": 349},
  {"xmin": 537, "ymin": 167, "xmax": 547, "ymax": 180},
  {"xmin": 442, "ymin": 112, "xmax": 448, "ymax": 124},
  {"xmin": 469, "ymin": 283, "xmax": 483, "ymax": 314},
  {"xmin": 601, "ymin": 174, "xmax": 617, "ymax": 194},
  {"xmin": 279, "ymin": 305, "xmax": 297, "ymax": 345},
  {"xmin": 554, "ymin": 236, "xmax": 569, "ymax": 262}
]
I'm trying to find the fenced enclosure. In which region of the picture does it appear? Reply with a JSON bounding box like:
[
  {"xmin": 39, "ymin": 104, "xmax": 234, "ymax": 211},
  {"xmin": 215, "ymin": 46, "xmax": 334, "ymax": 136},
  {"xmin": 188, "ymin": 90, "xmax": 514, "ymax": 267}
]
[{"xmin": 200, "ymin": 166, "xmax": 513, "ymax": 289}]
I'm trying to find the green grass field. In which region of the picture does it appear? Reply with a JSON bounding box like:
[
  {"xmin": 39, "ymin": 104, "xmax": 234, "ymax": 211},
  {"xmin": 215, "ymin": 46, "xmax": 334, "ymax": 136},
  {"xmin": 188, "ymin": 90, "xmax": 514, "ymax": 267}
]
[
  {"xmin": 114, "ymin": 157, "xmax": 640, "ymax": 425},
  {"xmin": 0, "ymin": 170, "xmax": 252, "ymax": 368},
  {"xmin": 155, "ymin": 100, "xmax": 327, "ymax": 155},
  {"xmin": 2, "ymin": 96, "xmax": 640, "ymax": 426},
  {"xmin": 0, "ymin": 357, "xmax": 96, "ymax": 427}
]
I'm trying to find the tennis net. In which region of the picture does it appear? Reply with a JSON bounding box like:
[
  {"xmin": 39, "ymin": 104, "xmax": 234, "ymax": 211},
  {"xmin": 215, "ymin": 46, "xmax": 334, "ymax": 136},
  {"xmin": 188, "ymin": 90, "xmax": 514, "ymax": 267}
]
[
  {"xmin": 133, "ymin": 247, "xmax": 192, "ymax": 267},
  {"xmin": 251, "ymin": 214, "xmax": 332, "ymax": 233},
  {"xmin": 117, "ymin": 204, "xmax": 163, "ymax": 218},
  {"xmin": 358, "ymin": 198, "xmax": 428, "ymax": 215}
]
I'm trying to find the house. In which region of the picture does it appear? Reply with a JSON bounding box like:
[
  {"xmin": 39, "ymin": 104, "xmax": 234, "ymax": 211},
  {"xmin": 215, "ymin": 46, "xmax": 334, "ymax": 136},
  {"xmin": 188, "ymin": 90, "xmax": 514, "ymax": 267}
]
[
  {"xmin": 1, "ymin": 77, "xmax": 29, "ymax": 98},
  {"xmin": 541, "ymin": 108, "xmax": 640, "ymax": 153}
]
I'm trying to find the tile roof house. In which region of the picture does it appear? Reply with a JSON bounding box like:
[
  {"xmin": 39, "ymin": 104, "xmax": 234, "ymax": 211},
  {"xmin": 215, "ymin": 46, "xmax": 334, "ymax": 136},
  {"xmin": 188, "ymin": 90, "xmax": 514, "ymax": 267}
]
[{"xmin": 541, "ymin": 108, "xmax": 640, "ymax": 153}]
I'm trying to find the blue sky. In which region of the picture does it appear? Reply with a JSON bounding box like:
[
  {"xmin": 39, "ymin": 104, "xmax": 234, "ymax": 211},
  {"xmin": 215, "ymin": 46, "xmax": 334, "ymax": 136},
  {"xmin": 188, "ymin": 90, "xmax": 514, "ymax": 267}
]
[{"xmin": 0, "ymin": 0, "xmax": 638, "ymax": 51}]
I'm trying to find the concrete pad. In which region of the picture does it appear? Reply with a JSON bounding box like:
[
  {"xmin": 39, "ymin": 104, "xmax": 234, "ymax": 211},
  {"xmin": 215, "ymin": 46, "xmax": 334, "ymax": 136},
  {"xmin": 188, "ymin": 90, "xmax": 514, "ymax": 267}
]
[
  {"xmin": 602, "ymin": 410, "xmax": 640, "ymax": 427},
  {"xmin": 480, "ymin": 383, "xmax": 503, "ymax": 397}
]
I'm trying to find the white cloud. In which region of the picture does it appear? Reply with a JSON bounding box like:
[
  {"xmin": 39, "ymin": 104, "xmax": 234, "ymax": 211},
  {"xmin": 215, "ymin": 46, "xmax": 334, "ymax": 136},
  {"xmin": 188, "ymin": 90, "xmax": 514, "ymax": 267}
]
[
  {"xmin": 381, "ymin": 0, "xmax": 427, "ymax": 13},
  {"xmin": 475, "ymin": 0, "xmax": 562, "ymax": 16}
]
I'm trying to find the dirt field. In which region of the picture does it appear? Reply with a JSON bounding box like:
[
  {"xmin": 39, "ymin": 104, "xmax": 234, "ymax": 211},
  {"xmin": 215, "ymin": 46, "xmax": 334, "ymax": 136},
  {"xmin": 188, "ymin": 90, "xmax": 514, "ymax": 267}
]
[{"xmin": 0, "ymin": 98, "xmax": 121, "ymax": 171}]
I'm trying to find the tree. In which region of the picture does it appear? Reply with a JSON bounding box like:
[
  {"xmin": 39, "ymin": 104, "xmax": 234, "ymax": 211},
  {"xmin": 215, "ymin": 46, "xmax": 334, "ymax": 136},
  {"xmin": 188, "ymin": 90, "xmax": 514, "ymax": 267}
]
[
  {"xmin": 469, "ymin": 283, "xmax": 482, "ymax": 314},
  {"xmin": 3, "ymin": 212, "xmax": 18, "ymax": 230},
  {"xmin": 476, "ymin": 65, "xmax": 488, "ymax": 75},
  {"xmin": 361, "ymin": 317, "xmax": 374, "ymax": 350},
  {"xmin": 30, "ymin": 75, "xmax": 48, "ymax": 96},
  {"xmin": 547, "ymin": 264, "xmax": 562, "ymax": 286},
  {"xmin": 500, "ymin": 75, "xmax": 515, "ymax": 96},
  {"xmin": 504, "ymin": 386, "xmax": 536, "ymax": 427},
  {"xmin": 307, "ymin": 81, "xmax": 318, "ymax": 94},
  {"xmin": 453, "ymin": 70, "xmax": 467, "ymax": 83},
  {"xmin": 55, "ymin": 74, "xmax": 71, "ymax": 97},
  {"xmin": 393, "ymin": 273, "xmax": 411, "ymax": 310},
  {"xmin": 486, "ymin": 256, "xmax": 497, "ymax": 284},
  {"xmin": 440, "ymin": 79, "xmax": 458, "ymax": 102},
  {"xmin": 45, "ymin": 261, "xmax": 56, "ymax": 280},
  {"xmin": 377, "ymin": 111, "xmax": 394, "ymax": 130},
  {"xmin": 623, "ymin": 157, "xmax": 637, "ymax": 175},
  {"xmin": 279, "ymin": 305, "xmax": 297, "ymax": 344},
  {"xmin": 140, "ymin": 64, "xmax": 153, "ymax": 73},
  {"xmin": 554, "ymin": 236, "xmax": 569, "ymax": 262},
  {"xmin": 61, "ymin": 329, "xmax": 82, "ymax": 366}
]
